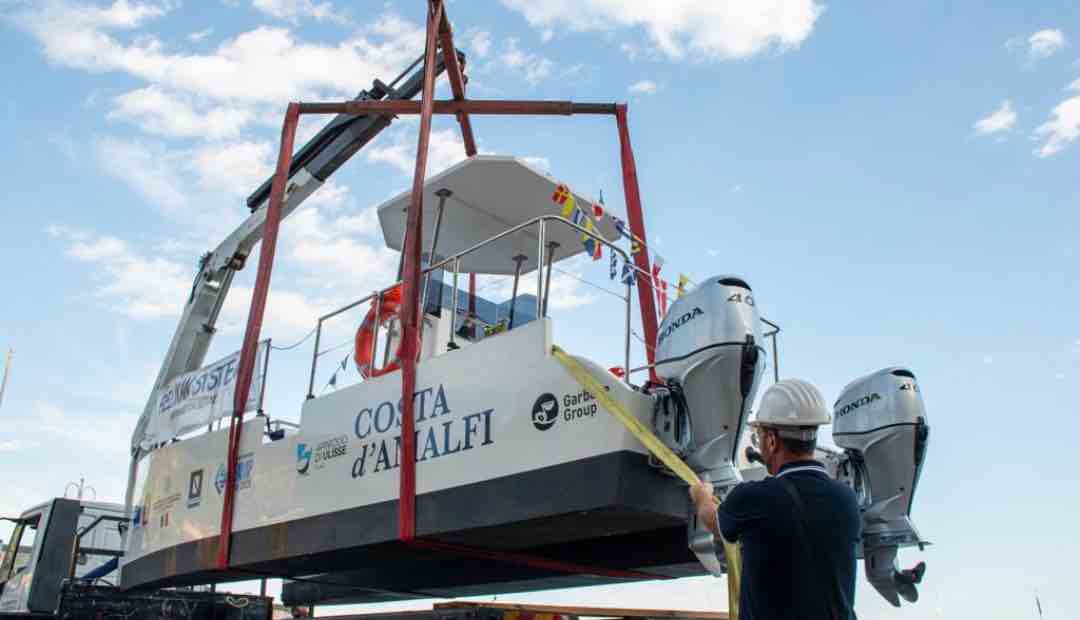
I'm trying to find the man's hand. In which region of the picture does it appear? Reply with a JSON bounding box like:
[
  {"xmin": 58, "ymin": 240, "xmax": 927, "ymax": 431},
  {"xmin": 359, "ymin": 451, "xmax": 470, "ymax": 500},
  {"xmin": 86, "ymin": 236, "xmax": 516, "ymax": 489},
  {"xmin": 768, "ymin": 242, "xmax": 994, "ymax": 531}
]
[{"xmin": 689, "ymin": 481, "xmax": 721, "ymax": 536}]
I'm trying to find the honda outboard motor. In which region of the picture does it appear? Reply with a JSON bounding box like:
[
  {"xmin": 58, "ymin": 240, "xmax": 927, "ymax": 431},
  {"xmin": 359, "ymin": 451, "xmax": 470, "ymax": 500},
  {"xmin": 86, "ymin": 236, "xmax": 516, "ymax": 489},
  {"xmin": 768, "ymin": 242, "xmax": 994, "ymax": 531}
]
[
  {"xmin": 833, "ymin": 367, "xmax": 930, "ymax": 607},
  {"xmin": 652, "ymin": 275, "xmax": 767, "ymax": 576}
]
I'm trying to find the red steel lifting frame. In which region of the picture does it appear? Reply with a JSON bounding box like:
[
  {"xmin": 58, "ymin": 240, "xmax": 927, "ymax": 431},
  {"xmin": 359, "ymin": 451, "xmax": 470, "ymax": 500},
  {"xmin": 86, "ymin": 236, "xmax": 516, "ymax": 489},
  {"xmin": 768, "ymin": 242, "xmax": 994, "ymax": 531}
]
[{"xmin": 216, "ymin": 0, "xmax": 662, "ymax": 578}]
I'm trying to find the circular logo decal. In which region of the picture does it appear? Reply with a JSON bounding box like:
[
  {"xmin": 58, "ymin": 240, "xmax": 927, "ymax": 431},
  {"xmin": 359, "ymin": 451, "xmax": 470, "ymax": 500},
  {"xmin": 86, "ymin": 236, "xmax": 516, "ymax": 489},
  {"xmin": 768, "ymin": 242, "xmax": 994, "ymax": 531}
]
[{"xmin": 532, "ymin": 393, "xmax": 559, "ymax": 431}]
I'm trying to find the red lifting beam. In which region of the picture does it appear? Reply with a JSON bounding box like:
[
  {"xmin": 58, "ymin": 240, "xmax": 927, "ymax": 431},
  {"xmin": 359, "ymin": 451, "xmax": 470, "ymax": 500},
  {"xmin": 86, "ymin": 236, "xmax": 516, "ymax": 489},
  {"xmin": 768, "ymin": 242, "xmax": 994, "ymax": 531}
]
[
  {"xmin": 397, "ymin": 0, "xmax": 443, "ymax": 541},
  {"xmin": 217, "ymin": 102, "xmax": 300, "ymax": 569},
  {"xmin": 615, "ymin": 105, "xmax": 660, "ymax": 382},
  {"xmin": 436, "ymin": 10, "xmax": 477, "ymax": 157},
  {"xmin": 297, "ymin": 100, "xmax": 618, "ymax": 116}
]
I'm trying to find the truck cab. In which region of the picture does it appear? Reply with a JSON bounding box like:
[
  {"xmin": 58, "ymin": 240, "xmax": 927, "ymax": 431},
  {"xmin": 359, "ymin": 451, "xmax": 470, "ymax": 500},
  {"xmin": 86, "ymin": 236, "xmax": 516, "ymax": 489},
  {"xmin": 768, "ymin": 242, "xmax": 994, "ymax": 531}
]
[{"xmin": 0, "ymin": 499, "xmax": 124, "ymax": 616}]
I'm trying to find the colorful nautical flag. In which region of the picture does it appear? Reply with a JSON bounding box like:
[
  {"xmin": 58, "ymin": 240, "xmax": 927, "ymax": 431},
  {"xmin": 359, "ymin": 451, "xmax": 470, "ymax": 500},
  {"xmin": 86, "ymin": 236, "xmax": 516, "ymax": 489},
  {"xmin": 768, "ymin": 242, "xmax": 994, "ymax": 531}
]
[
  {"xmin": 552, "ymin": 184, "xmax": 571, "ymax": 204},
  {"xmin": 610, "ymin": 252, "xmax": 618, "ymax": 280},
  {"xmin": 676, "ymin": 273, "xmax": 690, "ymax": 299},
  {"xmin": 552, "ymin": 183, "xmax": 576, "ymax": 219},
  {"xmin": 630, "ymin": 239, "xmax": 642, "ymax": 255},
  {"xmin": 658, "ymin": 278, "xmax": 669, "ymax": 318},
  {"xmin": 621, "ymin": 261, "xmax": 636, "ymax": 286},
  {"xmin": 613, "ymin": 216, "xmax": 627, "ymax": 238},
  {"xmin": 570, "ymin": 206, "xmax": 586, "ymax": 226},
  {"xmin": 581, "ymin": 219, "xmax": 602, "ymax": 261},
  {"xmin": 593, "ymin": 191, "xmax": 605, "ymax": 220},
  {"xmin": 652, "ymin": 258, "xmax": 667, "ymax": 318}
]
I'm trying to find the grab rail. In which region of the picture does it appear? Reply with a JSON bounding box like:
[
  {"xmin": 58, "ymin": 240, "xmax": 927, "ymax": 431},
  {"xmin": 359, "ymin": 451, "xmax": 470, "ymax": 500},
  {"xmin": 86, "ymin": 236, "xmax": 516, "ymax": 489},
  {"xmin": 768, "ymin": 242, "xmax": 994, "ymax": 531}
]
[{"xmin": 307, "ymin": 215, "xmax": 634, "ymax": 398}]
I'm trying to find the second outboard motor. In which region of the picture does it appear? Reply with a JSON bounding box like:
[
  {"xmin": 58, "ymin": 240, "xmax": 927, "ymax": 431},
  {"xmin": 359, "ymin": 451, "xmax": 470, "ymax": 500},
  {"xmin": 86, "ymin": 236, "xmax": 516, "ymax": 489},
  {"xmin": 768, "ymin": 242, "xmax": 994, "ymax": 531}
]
[
  {"xmin": 833, "ymin": 367, "xmax": 931, "ymax": 607},
  {"xmin": 653, "ymin": 275, "xmax": 767, "ymax": 576}
]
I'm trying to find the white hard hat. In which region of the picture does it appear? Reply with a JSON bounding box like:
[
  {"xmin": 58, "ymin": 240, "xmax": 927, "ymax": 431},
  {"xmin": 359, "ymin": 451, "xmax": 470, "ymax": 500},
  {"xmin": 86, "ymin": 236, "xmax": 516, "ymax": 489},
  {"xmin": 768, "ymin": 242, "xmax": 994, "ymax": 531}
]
[{"xmin": 750, "ymin": 379, "xmax": 831, "ymax": 439}]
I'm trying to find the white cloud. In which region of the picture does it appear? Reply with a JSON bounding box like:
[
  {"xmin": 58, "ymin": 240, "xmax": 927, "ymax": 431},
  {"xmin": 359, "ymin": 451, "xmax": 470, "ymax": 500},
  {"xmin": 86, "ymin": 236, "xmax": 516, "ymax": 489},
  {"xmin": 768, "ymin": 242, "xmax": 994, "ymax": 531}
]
[
  {"xmin": 982, "ymin": 355, "xmax": 993, "ymax": 365},
  {"xmin": 34, "ymin": 401, "xmax": 131, "ymax": 459},
  {"xmin": 1033, "ymin": 95, "xmax": 1080, "ymax": 157},
  {"xmin": 620, "ymin": 42, "xmax": 639, "ymax": 61},
  {"xmin": 629, "ymin": 79, "xmax": 658, "ymax": 96},
  {"xmin": 15, "ymin": 2, "xmax": 422, "ymax": 104},
  {"xmin": 188, "ymin": 139, "xmax": 273, "ymax": 196},
  {"xmin": 1027, "ymin": 29, "xmax": 1066, "ymax": 61},
  {"xmin": 522, "ymin": 156, "xmax": 551, "ymax": 172},
  {"xmin": 499, "ymin": 37, "xmax": 554, "ymax": 85},
  {"xmin": 973, "ymin": 100, "xmax": 1016, "ymax": 136},
  {"xmin": 1068, "ymin": 78, "xmax": 1080, "ymax": 92},
  {"xmin": 188, "ymin": 28, "xmax": 213, "ymax": 43},
  {"xmin": 253, "ymin": 0, "xmax": 346, "ymax": 24},
  {"xmin": 110, "ymin": 86, "xmax": 254, "ymax": 139},
  {"xmin": 366, "ymin": 128, "xmax": 469, "ymax": 176},
  {"xmin": 92, "ymin": 136, "xmax": 274, "ymax": 219},
  {"xmin": 95, "ymin": 136, "xmax": 188, "ymax": 213},
  {"xmin": 0, "ymin": 440, "xmax": 31, "ymax": 453},
  {"xmin": 49, "ymin": 227, "xmax": 191, "ymax": 319},
  {"xmin": 466, "ymin": 28, "xmax": 492, "ymax": 58},
  {"xmin": 500, "ymin": 0, "xmax": 824, "ymax": 61}
]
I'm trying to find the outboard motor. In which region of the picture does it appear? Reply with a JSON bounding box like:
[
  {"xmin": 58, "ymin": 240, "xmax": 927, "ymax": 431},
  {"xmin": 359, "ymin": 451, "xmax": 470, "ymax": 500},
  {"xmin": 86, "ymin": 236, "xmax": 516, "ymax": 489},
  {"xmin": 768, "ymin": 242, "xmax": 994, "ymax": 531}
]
[
  {"xmin": 833, "ymin": 367, "xmax": 931, "ymax": 607},
  {"xmin": 652, "ymin": 275, "xmax": 767, "ymax": 576}
]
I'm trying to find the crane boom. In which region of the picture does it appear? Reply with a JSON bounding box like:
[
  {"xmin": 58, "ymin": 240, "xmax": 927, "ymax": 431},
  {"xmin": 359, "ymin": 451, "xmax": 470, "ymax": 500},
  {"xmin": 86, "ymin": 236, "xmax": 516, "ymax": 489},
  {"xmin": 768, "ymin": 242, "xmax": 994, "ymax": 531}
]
[{"xmin": 130, "ymin": 51, "xmax": 458, "ymax": 452}]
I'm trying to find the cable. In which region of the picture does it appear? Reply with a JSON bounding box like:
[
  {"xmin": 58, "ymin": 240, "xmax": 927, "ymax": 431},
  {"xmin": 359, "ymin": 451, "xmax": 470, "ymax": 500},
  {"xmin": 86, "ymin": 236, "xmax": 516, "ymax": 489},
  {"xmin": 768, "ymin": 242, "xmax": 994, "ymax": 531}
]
[
  {"xmin": 271, "ymin": 326, "xmax": 317, "ymax": 351},
  {"xmin": 549, "ymin": 265, "xmax": 627, "ymax": 301}
]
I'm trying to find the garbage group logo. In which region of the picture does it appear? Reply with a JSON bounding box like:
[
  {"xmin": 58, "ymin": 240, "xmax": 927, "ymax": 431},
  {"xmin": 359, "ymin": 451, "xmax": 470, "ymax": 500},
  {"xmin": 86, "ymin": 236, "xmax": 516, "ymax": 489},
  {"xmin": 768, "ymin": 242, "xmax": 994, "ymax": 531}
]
[
  {"xmin": 532, "ymin": 390, "xmax": 598, "ymax": 431},
  {"xmin": 531, "ymin": 393, "xmax": 559, "ymax": 431},
  {"xmin": 296, "ymin": 443, "xmax": 313, "ymax": 475}
]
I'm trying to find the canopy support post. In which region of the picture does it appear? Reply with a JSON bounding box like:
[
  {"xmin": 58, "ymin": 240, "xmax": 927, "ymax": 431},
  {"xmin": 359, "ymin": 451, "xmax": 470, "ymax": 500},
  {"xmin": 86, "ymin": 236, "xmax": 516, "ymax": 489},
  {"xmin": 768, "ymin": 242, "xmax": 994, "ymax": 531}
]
[
  {"xmin": 542, "ymin": 241, "xmax": 559, "ymax": 318},
  {"xmin": 507, "ymin": 254, "xmax": 527, "ymax": 329}
]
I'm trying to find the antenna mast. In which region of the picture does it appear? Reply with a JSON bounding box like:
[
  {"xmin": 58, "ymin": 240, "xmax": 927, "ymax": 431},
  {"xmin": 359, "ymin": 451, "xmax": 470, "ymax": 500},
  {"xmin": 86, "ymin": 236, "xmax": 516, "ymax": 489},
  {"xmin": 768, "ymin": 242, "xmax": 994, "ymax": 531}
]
[{"xmin": 0, "ymin": 348, "xmax": 13, "ymax": 411}]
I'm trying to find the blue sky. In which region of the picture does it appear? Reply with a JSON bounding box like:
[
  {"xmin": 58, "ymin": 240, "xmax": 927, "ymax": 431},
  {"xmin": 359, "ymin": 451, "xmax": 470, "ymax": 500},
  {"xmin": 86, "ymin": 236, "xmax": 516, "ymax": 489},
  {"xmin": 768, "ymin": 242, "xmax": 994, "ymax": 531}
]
[{"xmin": 1, "ymin": 1, "xmax": 1079, "ymax": 618}]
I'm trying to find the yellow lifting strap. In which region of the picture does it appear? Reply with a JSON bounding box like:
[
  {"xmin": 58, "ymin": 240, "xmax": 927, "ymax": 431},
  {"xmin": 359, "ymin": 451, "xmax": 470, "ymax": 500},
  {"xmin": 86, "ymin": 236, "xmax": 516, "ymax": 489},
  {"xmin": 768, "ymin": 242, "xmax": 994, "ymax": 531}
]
[{"xmin": 550, "ymin": 345, "xmax": 741, "ymax": 620}]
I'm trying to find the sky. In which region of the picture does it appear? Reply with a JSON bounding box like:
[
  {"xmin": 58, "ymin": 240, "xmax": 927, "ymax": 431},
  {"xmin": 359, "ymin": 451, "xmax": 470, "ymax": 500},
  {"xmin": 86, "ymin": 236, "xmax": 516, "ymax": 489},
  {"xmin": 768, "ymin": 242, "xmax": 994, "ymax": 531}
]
[{"xmin": 1, "ymin": 0, "xmax": 1079, "ymax": 618}]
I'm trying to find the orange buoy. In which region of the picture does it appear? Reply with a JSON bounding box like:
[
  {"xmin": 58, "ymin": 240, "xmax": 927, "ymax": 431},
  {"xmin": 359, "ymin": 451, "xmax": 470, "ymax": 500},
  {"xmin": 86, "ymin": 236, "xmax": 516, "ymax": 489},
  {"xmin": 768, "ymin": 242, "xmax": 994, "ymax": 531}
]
[{"xmin": 355, "ymin": 286, "xmax": 403, "ymax": 378}]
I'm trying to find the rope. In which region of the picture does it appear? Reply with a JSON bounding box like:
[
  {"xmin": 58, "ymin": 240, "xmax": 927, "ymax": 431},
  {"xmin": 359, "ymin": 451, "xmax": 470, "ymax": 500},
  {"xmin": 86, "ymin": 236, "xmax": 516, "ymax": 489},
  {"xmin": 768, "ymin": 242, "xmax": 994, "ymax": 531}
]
[
  {"xmin": 550, "ymin": 265, "xmax": 627, "ymax": 300},
  {"xmin": 270, "ymin": 326, "xmax": 317, "ymax": 351}
]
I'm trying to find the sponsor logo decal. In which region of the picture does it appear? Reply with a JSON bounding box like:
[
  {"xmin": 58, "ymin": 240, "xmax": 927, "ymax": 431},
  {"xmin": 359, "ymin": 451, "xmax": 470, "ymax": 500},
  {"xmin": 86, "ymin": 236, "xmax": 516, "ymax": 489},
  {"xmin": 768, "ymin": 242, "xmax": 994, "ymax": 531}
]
[
  {"xmin": 296, "ymin": 443, "xmax": 312, "ymax": 475},
  {"xmin": 298, "ymin": 436, "xmax": 348, "ymax": 474},
  {"xmin": 187, "ymin": 469, "xmax": 204, "ymax": 508},
  {"xmin": 657, "ymin": 307, "xmax": 704, "ymax": 344},
  {"xmin": 531, "ymin": 390, "xmax": 599, "ymax": 431},
  {"xmin": 532, "ymin": 393, "xmax": 559, "ymax": 431},
  {"xmin": 152, "ymin": 493, "xmax": 181, "ymax": 529},
  {"xmin": 350, "ymin": 383, "xmax": 495, "ymax": 479},
  {"xmin": 214, "ymin": 453, "xmax": 254, "ymax": 494},
  {"xmin": 835, "ymin": 393, "xmax": 881, "ymax": 418}
]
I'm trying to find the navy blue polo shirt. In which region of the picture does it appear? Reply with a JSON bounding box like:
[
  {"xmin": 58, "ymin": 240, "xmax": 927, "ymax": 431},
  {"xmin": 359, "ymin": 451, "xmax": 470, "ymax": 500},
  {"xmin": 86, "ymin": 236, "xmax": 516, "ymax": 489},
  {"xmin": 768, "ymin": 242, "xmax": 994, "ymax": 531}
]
[{"xmin": 717, "ymin": 460, "xmax": 861, "ymax": 620}]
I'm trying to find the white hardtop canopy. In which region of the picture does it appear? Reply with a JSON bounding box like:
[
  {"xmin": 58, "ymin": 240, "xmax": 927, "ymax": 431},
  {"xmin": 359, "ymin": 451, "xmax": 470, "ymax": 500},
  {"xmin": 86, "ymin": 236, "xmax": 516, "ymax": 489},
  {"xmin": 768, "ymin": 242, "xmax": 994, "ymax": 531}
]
[{"xmin": 376, "ymin": 155, "xmax": 620, "ymax": 275}]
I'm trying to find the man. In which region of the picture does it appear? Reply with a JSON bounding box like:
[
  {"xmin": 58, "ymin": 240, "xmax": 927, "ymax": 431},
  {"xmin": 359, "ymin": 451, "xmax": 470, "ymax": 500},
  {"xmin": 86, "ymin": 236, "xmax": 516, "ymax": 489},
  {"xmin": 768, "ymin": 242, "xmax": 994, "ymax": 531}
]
[{"xmin": 690, "ymin": 379, "xmax": 861, "ymax": 620}]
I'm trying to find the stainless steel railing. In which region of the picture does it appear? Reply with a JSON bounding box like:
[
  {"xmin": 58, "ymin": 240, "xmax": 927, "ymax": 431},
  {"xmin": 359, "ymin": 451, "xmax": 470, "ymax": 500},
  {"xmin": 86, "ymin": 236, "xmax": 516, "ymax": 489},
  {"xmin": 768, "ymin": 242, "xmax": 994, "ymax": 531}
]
[{"xmin": 306, "ymin": 215, "xmax": 634, "ymax": 398}]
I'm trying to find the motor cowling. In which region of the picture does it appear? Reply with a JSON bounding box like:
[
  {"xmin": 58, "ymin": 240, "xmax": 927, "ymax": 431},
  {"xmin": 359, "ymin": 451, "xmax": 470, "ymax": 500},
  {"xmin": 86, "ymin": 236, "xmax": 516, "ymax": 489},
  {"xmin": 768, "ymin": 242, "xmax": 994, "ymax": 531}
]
[
  {"xmin": 654, "ymin": 275, "xmax": 767, "ymax": 488},
  {"xmin": 833, "ymin": 366, "xmax": 930, "ymax": 607}
]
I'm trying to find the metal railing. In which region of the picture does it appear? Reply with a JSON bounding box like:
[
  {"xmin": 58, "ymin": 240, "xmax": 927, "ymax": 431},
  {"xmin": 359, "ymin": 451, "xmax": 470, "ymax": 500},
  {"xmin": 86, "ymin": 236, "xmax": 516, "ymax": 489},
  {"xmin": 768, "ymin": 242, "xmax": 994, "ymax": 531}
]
[{"xmin": 307, "ymin": 215, "xmax": 634, "ymax": 397}]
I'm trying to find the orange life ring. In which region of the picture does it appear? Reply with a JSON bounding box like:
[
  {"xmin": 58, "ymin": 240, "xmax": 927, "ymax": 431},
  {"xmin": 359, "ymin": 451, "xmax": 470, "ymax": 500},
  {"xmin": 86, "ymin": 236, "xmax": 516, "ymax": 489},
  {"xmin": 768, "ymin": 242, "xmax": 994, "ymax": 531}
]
[{"xmin": 355, "ymin": 285, "xmax": 403, "ymax": 378}]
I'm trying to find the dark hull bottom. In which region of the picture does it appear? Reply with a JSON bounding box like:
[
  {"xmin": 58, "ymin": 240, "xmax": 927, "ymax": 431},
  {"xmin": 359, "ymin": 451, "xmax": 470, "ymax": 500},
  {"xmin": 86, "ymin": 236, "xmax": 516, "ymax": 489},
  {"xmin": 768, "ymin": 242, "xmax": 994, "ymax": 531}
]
[{"xmin": 121, "ymin": 452, "xmax": 707, "ymax": 600}]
